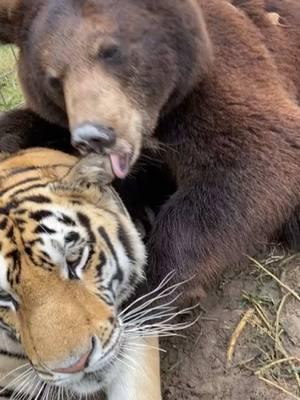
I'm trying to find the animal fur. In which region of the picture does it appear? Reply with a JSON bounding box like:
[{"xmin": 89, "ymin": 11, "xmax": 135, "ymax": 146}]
[{"xmin": 1, "ymin": 0, "xmax": 300, "ymax": 298}]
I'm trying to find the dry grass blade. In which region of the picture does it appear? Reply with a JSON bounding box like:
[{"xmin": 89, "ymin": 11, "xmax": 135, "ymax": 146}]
[
  {"xmin": 275, "ymin": 292, "xmax": 291, "ymax": 351},
  {"xmin": 226, "ymin": 308, "xmax": 255, "ymax": 368},
  {"xmin": 256, "ymin": 357, "xmax": 300, "ymax": 375},
  {"xmin": 256, "ymin": 375, "xmax": 300, "ymax": 400},
  {"xmin": 231, "ymin": 254, "xmax": 300, "ymax": 398},
  {"xmin": 248, "ymin": 257, "xmax": 300, "ymax": 302}
]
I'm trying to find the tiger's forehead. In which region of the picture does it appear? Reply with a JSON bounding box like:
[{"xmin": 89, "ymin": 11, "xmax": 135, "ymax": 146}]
[
  {"xmin": 0, "ymin": 148, "xmax": 138, "ymax": 300},
  {"xmin": 0, "ymin": 149, "xmax": 96, "ymax": 282},
  {"xmin": 0, "ymin": 195, "xmax": 111, "ymax": 297},
  {"xmin": 0, "ymin": 181, "xmax": 121, "ymax": 265}
]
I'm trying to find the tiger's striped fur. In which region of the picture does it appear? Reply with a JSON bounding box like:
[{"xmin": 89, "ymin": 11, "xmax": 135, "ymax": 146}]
[{"xmin": 0, "ymin": 148, "xmax": 161, "ymax": 400}]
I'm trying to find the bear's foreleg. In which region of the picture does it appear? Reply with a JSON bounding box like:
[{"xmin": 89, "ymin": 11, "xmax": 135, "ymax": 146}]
[
  {"xmin": 0, "ymin": 108, "xmax": 71, "ymax": 153},
  {"xmin": 147, "ymin": 135, "xmax": 300, "ymax": 299}
]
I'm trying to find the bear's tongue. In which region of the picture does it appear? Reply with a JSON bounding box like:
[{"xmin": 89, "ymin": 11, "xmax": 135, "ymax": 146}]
[{"xmin": 109, "ymin": 153, "xmax": 130, "ymax": 179}]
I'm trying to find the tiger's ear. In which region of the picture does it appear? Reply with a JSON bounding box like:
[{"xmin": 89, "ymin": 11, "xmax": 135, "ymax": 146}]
[
  {"xmin": 60, "ymin": 153, "xmax": 114, "ymax": 189},
  {"xmin": 0, "ymin": 0, "xmax": 24, "ymax": 44}
]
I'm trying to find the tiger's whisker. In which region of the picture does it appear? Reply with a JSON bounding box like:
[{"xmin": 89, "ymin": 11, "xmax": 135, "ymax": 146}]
[
  {"xmin": 0, "ymin": 367, "xmax": 33, "ymax": 393},
  {"xmin": 115, "ymin": 356, "xmax": 136, "ymax": 372},
  {"xmin": 119, "ymin": 351, "xmax": 140, "ymax": 370},
  {"xmin": 119, "ymin": 271, "xmax": 176, "ymax": 317},
  {"xmin": 124, "ymin": 341, "xmax": 166, "ymax": 353},
  {"xmin": 125, "ymin": 302, "xmax": 200, "ymax": 328},
  {"xmin": 120, "ymin": 274, "xmax": 195, "ymax": 322},
  {"xmin": 0, "ymin": 363, "xmax": 31, "ymax": 384},
  {"xmin": 121, "ymin": 294, "xmax": 181, "ymax": 322},
  {"xmin": 11, "ymin": 370, "xmax": 37, "ymax": 400}
]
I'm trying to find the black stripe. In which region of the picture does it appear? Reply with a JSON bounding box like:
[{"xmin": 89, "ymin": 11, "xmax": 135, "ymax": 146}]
[
  {"xmin": 30, "ymin": 210, "xmax": 54, "ymax": 221},
  {"xmin": 96, "ymin": 251, "xmax": 107, "ymax": 279},
  {"xmin": 0, "ymin": 293, "xmax": 12, "ymax": 302},
  {"xmin": 6, "ymin": 226, "xmax": 14, "ymax": 239},
  {"xmin": 58, "ymin": 214, "xmax": 76, "ymax": 226},
  {"xmin": 98, "ymin": 227, "xmax": 124, "ymax": 282},
  {"xmin": 0, "ymin": 349, "xmax": 26, "ymax": 359},
  {"xmin": 14, "ymin": 218, "xmax": 25, "ymax": 226},
  {"xmin": 3, "ymin": 163, "xmax": 72, "ymax": 178},
  {"xmin": 24, "ymin": 246, "xmax": 32, "ymax": 257},
  {"xmin": 0, "ymin": 218, "xmax": 7, "ymax": 230},
  {"xmin": 18, "ymin": 195, "xmax": 51, "ymax": 204},
  {"xmin": 77, "ymin": 212, "xmax": 95, "ymax": 241},
  {"xmin": 117, "ymin": 223, "xmax": 136, "ymax": 264},
  {"xmin": 0, "ymin": 177, "xmax": 40, "ymax": 197},
  {"xmin": 5, "ymin": 250, "xmax": 19, "ymax": 263},
  {"xmin": 0, "ymin": 320, "xmax": 18, "ymax": 340},
  {"xmin": 11, "ymin": 183, "xmax": 48, "ymax": 198},
  {"xmin": 0, "ymin": 387, "xmax": 15, "ymax": 398},
  {"xmin": 34, "ymin": 225, "xmax": 56, "ymax": 235},
  {"xmin": 5, "ymin": 166, "xmax": 39, "ymax": 176},
  {"xmin": 0, "ymin": 203, "xmax": 17, "ymax": 215},
  {"xmin": 28, "ymin": 239, "xmax": 43, "ymax": 246},
  {"xmin": 68, "ymin": 268, "xmax": 80, "ymax": 280},
  {"xmin": 14, "ymin": 209, "xmax": 27, "ymax": 215},
  {"xmin": 0, "ymin": 195, "xmax": 52, "ymax": 213}
]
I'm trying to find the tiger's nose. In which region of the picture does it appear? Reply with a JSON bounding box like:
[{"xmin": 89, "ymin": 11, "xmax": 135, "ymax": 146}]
[
  {"xmin": 71, "ymin": 123, "xmax": 116, "ymax": 155},
  {"xmin": 53, "ymin": 341, "xmax": 94, "ymax": 374}
]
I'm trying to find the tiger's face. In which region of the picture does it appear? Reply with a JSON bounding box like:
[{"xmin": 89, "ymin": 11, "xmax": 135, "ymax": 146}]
[{"xmin": 0, "ymin": 149, "xmax": 146, "ymax": 395}]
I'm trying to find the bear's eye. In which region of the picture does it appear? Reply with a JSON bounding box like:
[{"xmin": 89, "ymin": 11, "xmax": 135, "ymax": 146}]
[
  {"xmin": 47, "ymin": 75, "xmax": 62, "ymax": 91},
  {"xmin": 98, "ymin": 44, "xmax": 121, "ymax": 62}
]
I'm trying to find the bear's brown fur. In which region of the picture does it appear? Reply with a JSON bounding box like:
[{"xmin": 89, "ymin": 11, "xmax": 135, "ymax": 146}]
[{"xmin": 1, "ymin": 0, "xmax": 300, "ymax": 298}]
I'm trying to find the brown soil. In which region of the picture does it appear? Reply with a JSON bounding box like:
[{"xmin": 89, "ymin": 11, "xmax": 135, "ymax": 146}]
[{"xmin": 161, "ymin": 249, "xmax": 300, "ymax": 400}]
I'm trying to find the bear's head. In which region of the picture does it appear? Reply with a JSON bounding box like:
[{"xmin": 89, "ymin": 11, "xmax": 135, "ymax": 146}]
[{"xmin": 0, "ymin": 0, "xmax": 213, "ymax": 177}]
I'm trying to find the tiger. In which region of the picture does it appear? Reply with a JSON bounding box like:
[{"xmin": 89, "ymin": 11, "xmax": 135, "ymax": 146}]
[{"xmin": 0, "ymin": 148, "xmax": 163, "ymax": 400}]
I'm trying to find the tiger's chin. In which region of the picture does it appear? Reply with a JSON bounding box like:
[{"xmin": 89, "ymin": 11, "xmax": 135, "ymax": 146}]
[{"xmin": 66, "ymin": 369, "xmax": 113, "ymax": 395}]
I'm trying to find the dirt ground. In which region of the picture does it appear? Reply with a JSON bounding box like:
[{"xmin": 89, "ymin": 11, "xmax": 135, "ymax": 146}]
[{"xmin": 160, "ymin": 248, "xmax": 300, "ymax": 400}]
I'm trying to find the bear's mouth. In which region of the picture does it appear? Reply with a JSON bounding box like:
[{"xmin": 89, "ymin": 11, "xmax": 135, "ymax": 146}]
[{"xmin": 109, "ymin": 152, "xmax": 132, "ymax": 179}]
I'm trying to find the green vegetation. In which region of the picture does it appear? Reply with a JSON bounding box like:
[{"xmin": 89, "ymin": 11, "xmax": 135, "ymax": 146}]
[{"xmin": 0, "ymin": 46, "xmax": 23, "ymax": 111}]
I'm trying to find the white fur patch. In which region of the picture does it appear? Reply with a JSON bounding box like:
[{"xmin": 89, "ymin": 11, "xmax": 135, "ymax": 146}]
[{"xmin": 0, "ymin": 254, "xmax": 9, "ymax": 293}]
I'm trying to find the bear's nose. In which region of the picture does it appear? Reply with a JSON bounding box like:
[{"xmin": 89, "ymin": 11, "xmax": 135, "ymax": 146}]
[{"xmin": 72, "ymin": 123, "xmax": 116, "ymax": 154}]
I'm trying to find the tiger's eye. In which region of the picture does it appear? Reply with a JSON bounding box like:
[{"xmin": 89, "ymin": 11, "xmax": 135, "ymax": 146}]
[{"xmin": 65, "ymin": 231, "xmax": 80, "ymax": 243}]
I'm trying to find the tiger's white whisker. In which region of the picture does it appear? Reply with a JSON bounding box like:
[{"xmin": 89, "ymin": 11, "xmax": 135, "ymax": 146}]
[
  {"xmin": 115, "ymin": 356, "xmax": 136, "ymax": 372},
  {"xmin": 34, "ymin": 381, "xmax": 46, "ymax": 400},
  {"xmin": 127, "ymin": 302, "xmax": 200, "ymax": 327},
  {"xmin": 121, "ymin": 293, "xmax": 181, "ymax": 322},
  {"xmin": 123, "ymin": 341, "xmax": 166, "ymax": 353},
  {"xmin": 11, "ymin": 370, "xmax": 36, "ymax": 400},
  {"xmin": 27, "ymin": 375, "xmax": 42, "ymax": 400},
  {"xmin": 124, "ymin": 306, "xmax": 191, "ymax": 326},
  {"xmin": 119, "ymin": 271, "xmax": 176, "ymax": 317},
  {"xmin": 0, "ymin": 368, "xmax": 33, "ymax": 393},
  {"xmin": 120, "ymin": 283, "xmax": 180, "ymax": 319},
  {"xmin": 0, "ymin": 363, "xmax": 31, "ymax": 384},
  {"xmin": 120, "ymin": 275, "xmax": 195, "ymax": 322}
]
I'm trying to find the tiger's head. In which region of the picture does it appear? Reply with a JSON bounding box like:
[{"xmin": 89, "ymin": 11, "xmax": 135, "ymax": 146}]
[{"xmin": 0, "ymin": 148, "xmax": 146, "ymax": 395}]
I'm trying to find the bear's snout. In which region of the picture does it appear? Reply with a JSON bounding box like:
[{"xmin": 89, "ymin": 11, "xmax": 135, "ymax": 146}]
[{"xmin": 72, "ymin": 122, "xmax": 116, "ymax": 154}]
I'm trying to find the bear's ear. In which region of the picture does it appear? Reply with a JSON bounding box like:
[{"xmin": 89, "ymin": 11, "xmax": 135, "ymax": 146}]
[{"xmin": 0, "ymin": 0, "xmax": 24, "ymax": 44}]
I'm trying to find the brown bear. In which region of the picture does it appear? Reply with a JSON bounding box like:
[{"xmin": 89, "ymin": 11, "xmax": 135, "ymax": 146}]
[{"xmin": 1, "ymin": 0, "xmax": 300, "ymax": 299}]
